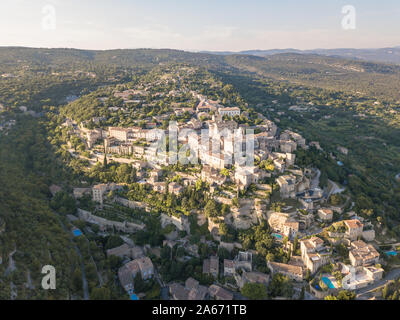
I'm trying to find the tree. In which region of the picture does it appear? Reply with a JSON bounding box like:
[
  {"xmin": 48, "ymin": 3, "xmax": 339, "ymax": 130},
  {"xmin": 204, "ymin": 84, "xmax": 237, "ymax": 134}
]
[
  {"xmin": 91, "ymin": 287, "xmax": 111, "ymax": 300},
  {"xmin": 204, "ymin": 199, "xmax": 218, "ymax": 218},
  {"xmin": 271, "ymin": 202, "xmax": 283, "ymax": 213},
  {"xmin": 335, "ymin": 243, "xmax": 349, "ymax": 260},
  {"xmin": 161, "ymin": 246, "xmax": 172, "ymax": 261},
  {"xmin": 217, "ymin": 247, "xmax": 230, "ymax": 261},
  {"xmin": 221, "ymin": 204, "xmax": 230, "ymax": 216},
  {"xmin": 293, "ymin": 235, "xmax": 299, "ymax": 253},
  {"xmin": 105, "ymin": 235, "xmax": 124, "ymax": 250},
  {"xmin": 266, "ymin": 252, "xmax": 275, "ymax": 262},
  {"xmin": 108, "ymin": 255, "xmax": 122, "ymax": 270},
  {"xmin": 133, "ymin": 273, "xmax": 146, "ymax": 293},
  {"xmin": 145, "ymin": 283, "xmax": 161, "ymax": 300},
  {"xmin": 103, "ymin": 154, "xmax": 108, "ymax": 168},
  {"xmin": 336, "ymin": 290, "xmax": 356, "ymax": 300},
  {"xmin": 299, "ymin": 286, "xmax": 305, "ymax": 300},
  {"xmin": 330, "ymin": 194, "xmax": 342, "ymax": 206},
  {"xmin": 269, "ymin": 274, "xmax": 294, "ymax": 298},
  {"xmin": 260, "ymin": 159, "xmax": 275, "ymax": 172},
  {"xmin": 241, "ymin": 283, "xmax": 268, "ymax": 300},
  {"xmin": 176, "ymin": 246, "xmax": 185, "ymax": 258},
  {"xmin": 131, "ymin": 167, "xmax": 137, "ymax": 183},
  {"xmin": 219, "ymin": 223, "xmax": 228, "ymax": 236},
  {"xmin": 50, "ymin": 191, "xmax": 77, "ymax": 215},
  {"xmin": 72, "ymin": 268, "xmax": 83, "ymax": 292},
  {"xmin": 220, "ymin": 168, "xmax": 230, "ymax": 177},
  {"xmin": 382, "ymin": 284, "xmax": 390, "ymax": 299}
]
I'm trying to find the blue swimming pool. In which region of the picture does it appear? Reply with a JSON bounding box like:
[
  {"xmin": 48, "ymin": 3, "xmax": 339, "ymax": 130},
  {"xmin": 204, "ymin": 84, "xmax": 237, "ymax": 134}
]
[
  {"xmin": 386, "ymin": 251, "xmax": 398, "ymax": 256},
  {"xmin": 72, "ymin": 229, "xmax": 82, "ymax": 237},
  {"xmin": 272, "ymin": 233, "xmax": 283, "ymax": 240},
  {"xmin": 130, "ymin": 294, "xmax": 139, "ymax": 300},
  {"xmin": 321, "ymin": 277, "xmax": 335, "ymax": 289}
]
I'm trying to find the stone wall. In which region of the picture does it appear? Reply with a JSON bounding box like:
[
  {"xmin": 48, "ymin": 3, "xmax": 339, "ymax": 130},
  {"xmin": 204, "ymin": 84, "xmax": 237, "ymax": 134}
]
[
  {"xmin": 161, "ymin": 213, "xmax": 190, "ymax": 234},
  {"xmin": 214, "ymin": 196, "xmax": 233, "ymax": 205},
  {"xmin": 362, "ymin": 229, "xmax": 375, "ymax": 242},
  {"xmin": 114, "ymin": 197, "xmax": 150, "ymax": 212},
  {"xmin": 219, "ymin": 241, "xmax": 242, "ymax": 252},
  {"xmin": 77, "ymin": 208, "xmax": 145, "ymax": 233}
]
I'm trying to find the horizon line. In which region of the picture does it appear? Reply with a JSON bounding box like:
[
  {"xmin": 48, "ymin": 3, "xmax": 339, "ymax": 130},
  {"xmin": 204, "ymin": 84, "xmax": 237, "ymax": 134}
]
[{"xmin": 0, "ymin": 45, "xmax": 399, "ymax": 53}]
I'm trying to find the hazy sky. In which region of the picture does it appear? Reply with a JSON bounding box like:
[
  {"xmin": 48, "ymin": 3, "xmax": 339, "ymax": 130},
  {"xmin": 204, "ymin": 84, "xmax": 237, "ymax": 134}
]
[{"xmin": 0, "ymin": 0, "xmax": 399, "ymax": 51}]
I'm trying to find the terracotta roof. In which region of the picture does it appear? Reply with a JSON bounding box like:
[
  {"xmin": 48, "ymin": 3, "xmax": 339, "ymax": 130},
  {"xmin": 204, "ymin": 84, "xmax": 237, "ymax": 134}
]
[
  {"xmin": 344, "ymin": 219, "xmax": 363, "ymax": 229},
  {"xmin": 319, "ymin": 209, "xmax": 333, "ymax": 215},
  {"xmin": 284, "ymin": 221, "xmax": 299, "ymax": 230},
  {"xmin": 300, "ymin": 237, "xmax": 325, "ymax": 253},
  {"xmin": 350, "ymin": 240, "xmax": 379, "ymax": 264}
]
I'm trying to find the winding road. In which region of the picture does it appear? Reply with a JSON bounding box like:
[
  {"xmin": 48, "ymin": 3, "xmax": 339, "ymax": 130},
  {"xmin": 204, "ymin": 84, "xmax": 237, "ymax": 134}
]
[
  {"xmin": 327, "ymin": 180, "xmax": 345, "ymax": 198},
  {"xmin": 310, "ymin": 169, "xmax": 321, "ymax": 189}
]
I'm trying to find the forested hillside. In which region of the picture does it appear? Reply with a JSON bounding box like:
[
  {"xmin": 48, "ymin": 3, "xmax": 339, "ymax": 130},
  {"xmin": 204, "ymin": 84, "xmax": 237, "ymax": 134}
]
[
  {"xmin": 223, "ymin": 53, "xmax": 400, "ymax": 101},
  {"xmin": 207, "ymin": 47, "xmax": 400, "ymax": 65},
  {"xmin": 2, "ymin": 47, "xmax": 400, "ymax": 102},
  {"xmin": 0, "ymin": 115, "xmax": 129, "ymax": 300},
  {"xmin": 0, "ymin": 116, "xmax": 75, "ymax": 299}
]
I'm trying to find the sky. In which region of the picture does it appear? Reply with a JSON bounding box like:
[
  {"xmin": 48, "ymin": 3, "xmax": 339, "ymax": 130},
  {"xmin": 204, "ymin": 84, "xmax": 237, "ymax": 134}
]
[{"xmin": 0, "ymin": 0, "xmax": 399, "ymax": 51}]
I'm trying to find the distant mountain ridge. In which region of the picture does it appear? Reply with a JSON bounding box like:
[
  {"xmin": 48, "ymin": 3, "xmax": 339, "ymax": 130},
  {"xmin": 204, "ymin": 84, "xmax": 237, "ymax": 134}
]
[
  {"xmin": 201, "ymin": 47, "xmax": 400, "ymax": 65},
  {"xmin": 1, "ymin": 46, "xmax": 400, "ymax": 101}
]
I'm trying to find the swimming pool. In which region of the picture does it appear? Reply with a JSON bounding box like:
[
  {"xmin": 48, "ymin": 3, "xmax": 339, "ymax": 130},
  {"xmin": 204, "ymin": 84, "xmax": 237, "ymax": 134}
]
[
  {"xmin": 321, "ymin": 277, "xmax": 335, "ymax": 289},
  {"xmin": 130, "ymin": 294, "xmax": 139, "ymax": 300},
  {"xmin": 72, "ymin": 229, "xmax": 82, "ymax": 237},
  {"xmin": 386, "ymin": 251, "xmax": 398, "ymax": 256},
  {"xmin": 272, "ymin": 233, "xmax": 283, "ymax": 240}
]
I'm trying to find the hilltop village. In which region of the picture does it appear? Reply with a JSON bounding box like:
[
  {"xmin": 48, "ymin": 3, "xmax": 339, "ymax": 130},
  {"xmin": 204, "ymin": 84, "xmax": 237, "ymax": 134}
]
[{"xmin": 39, "ymin": 66, "xmax": 393, "ymax": 300}]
